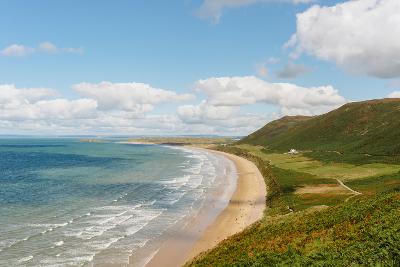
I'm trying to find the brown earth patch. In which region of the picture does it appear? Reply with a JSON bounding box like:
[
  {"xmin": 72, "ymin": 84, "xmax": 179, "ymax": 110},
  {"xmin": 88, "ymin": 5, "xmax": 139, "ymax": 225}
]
[
  {"xmin": 385, "ymin": 179, "xmax": 400, "ymax": 185},
  {"xmin": 295, "ymin": 184, "xmax": 350, "ymax": 195}
]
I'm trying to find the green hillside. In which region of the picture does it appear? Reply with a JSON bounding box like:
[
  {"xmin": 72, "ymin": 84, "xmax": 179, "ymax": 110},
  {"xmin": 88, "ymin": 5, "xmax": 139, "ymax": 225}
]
[
  {"xmin": 188, "ymin": 146, "xmax": 400, "ymax": 267},
  {"xmin": 240, "ymin": 98, "xmax": 400, "ymax": 164},
  {"xmin": 189, "ymin": 192, "xmax": 400, "ymax": 267},
  {"xmin": 188, "ymin": 99, "xmax": 400, "ymax": 266},
  {"xmin": 241, "ymin": 115, "xmax": 311, "ymax": 144}
]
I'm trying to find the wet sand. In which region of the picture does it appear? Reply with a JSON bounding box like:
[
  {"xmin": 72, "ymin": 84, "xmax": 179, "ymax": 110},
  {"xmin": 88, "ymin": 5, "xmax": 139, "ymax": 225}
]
[{"xmin": 144, "ymin": 148, "xmax": 266, "ymax": 267}]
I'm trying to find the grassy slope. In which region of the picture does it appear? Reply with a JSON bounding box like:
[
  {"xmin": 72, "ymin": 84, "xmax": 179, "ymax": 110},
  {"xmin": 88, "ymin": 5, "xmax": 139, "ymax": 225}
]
[
  {"xmin": 188, "ymin": 146, "xmax": 400, "ymax": 266},
  {"xmin": 189, "ymin": 192, "xmax": 400, "ymax": 267},
  {"xmin": 240, "ymin": 98, "xmax": 400, "ymax": 164}
]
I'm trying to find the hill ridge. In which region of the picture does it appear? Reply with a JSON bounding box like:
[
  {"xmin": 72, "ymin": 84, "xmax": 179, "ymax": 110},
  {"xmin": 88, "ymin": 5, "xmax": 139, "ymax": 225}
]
[{"xmin": 240, "ymin": 98, "xmax": 400, "ymax": 164}]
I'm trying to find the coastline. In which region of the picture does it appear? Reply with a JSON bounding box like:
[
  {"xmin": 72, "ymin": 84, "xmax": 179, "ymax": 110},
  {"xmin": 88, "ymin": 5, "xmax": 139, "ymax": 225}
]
[{"xmin": 144, "ymin": 147, "xmax": 266, "ymax": 267}]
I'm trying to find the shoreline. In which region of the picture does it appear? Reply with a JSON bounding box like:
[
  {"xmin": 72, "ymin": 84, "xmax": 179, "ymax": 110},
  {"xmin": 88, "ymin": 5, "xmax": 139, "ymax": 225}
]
[{"xmin": 144, "ymin": 147, "xmax": 266, "ymax": 267}]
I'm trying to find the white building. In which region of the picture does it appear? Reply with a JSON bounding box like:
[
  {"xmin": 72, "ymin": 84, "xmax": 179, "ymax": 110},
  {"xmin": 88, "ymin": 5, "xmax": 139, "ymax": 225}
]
[{"xmin": 287, "ymin": 149, "xmax": 299, "ymax": 154}]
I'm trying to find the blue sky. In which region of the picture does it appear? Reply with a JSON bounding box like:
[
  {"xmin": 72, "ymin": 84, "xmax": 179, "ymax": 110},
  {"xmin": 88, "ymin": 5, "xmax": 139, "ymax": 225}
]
[{"xmin": 1, "ymin": 0, "xmax": 399, "ymax": 135}]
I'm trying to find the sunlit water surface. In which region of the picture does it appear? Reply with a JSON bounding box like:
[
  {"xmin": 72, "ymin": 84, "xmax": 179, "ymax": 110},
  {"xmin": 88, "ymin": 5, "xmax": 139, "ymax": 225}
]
[{"xmin": 0, "ymin": 139, "xmax": 235, "ymax": 266}]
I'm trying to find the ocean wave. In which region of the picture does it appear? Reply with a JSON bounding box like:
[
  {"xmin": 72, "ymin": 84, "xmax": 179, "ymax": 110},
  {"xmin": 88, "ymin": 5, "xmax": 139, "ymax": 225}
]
[
  {"xmin": 0, "ymin": 143, "xmax": 233, "ymax": 266},
  {"xmin": 18, "ymin": 255, "xmax": 33, "ymax": 263},
  {"xmin": 54, "ymin": 240, "xmax": 64, "ymax": 246},
  {"xmin": 39, "ymin": 253, "xmax": 95, "ymax": 267},
  {"xmin": 88, "ymin": 236, "xmax": 124, "ymax": 251},
  {"xmin": 125, "ymin": 209, "xmax": 165, "ymax": 236}
]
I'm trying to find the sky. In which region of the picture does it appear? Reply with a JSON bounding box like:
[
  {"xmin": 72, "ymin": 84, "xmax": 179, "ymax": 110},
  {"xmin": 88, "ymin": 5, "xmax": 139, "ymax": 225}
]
[{"xmin": 1, "ymin": 0, "xmax": 400, "ymax": 136}]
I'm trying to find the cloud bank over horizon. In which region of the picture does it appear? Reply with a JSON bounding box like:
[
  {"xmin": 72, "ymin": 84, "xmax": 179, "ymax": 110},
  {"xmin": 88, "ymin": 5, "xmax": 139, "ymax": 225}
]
[
  {"xmin": 0, "ymin": 78, "xmax": 348, "ymax": 136},
  {"xmin": 179, "ymin": 76, "xmax": 346, "ymax": 121}
]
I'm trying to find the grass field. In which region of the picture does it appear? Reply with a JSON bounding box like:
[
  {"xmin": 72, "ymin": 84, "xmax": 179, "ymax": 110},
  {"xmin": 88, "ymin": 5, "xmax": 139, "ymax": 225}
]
[
  {"xmin": 214, "ymin": 145, "xmax": 359, "ymax": 214},
  {"xmin": 237, "ymin": 144, "xmax": 400, "ymax": 182},
  {"xmin": 235, "ymin": 144, "xmax": 400, "ymax": 208}
]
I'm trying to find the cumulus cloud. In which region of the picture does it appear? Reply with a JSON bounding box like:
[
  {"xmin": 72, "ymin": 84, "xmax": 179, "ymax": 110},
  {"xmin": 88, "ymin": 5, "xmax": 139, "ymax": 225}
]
[
  {"xmin": 0, "ymin": 84, "xmax": 57, "ymax": 104},
  {"xmin": 276, "ymin": 61, "xmax": 311, "ymax": 79},
  {"xmin": 197, "ymin": 0, "xmax": 316, "ymax": 22},
  {"xmin": 178, "ymin": 101, "xmax": 268, "ymax": 134},
  {"xmin": 192, "ymin": 76, "xmax": 346, "ymax": 115},
  {"xmin": 178, "ymin": 101, "xmax": 239, "ymax": 123},
  {"xmin": 1, "ymin": 44, "xmax": 35, "ymax": 57},
  {"xmin": 1, "ymin": 42, "xmax": 83, "ymax": 57},
  {"xmin": 175, "ymin": 76, "xmax": 345, "ymax": 135},
  {"xmin": 0, "ymin": 84, "xmax": 97, "ymax": 121},
  {"xmin": 287, "ymin": 0, "xmax": 400, "ymax": 78},
  {"xmin": 0, "ymin": 78, "xmax": 346, "ymax": 135},
  {"xmin": 0, "ymin": 83, "xmax": 194, "ymax": 134},
  {"xmin": 388, "ymin": 91, "xmax": 400, "ymax": 98},
  {"xmin": 73, "ymin": 82, "xmax": 194, "ymax": 112},
  {"xmin": 0, "ymin": 83, "xmax": 188, "ymax": 131},
  {"xmin": 1, "ymin": 99, "xmax": 97, "ymax": 121}
]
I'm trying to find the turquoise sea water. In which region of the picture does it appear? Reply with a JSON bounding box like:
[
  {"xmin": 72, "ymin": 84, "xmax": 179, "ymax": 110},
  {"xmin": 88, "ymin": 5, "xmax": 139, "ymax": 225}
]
[{"xmin": 0, "ymin": 139, "xmax": 236, "ymax": 266}]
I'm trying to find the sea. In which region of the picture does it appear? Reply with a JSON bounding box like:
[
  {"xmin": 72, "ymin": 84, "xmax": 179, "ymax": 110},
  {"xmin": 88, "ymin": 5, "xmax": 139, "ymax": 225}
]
[{"xmin": 0, "ymin": 138, "xmax": 237, "ymax": 266}]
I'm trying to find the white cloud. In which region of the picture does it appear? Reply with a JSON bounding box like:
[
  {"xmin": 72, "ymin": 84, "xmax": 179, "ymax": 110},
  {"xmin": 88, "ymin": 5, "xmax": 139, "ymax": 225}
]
[
  {"xmin": 1, "ymin": 99, "xmax": 97, "ymax": 121},
  {"xmin": 0, "ymin": 83, "xmax": 193, "ymax": 134},
  {"xmin": 0, "ymin": 85, "xmax": 97, "ymax": 121},
  {"xmin": 178, "ymin": 100, "xmax": 239, "ymax": 123},
  {"xmin": 175, "ymin": 76, "xmax": 345, "ymax": 135},
  {"xmin": 388, "ymin": 91, "xmax": 400, "ymax": 98},
  {"xmin": 73, "ymin": 82, "xmax": 194, "ymax": 112},
  {"xmin": 287, "ymin": 0, "xmax": 400, "ymax": 78},
  {"xmin": 1, "ymin": 44, "xmax": 35, "ymax": 57},
  {"xmin": 192, "ymin": 76, "xmax": 346, "ymax": 115},
  {"xmin": 0, "ymin": 84, "xmax": 57, "ymax": 105},
  {"xmin": 0, "ymin": 78, "xmax": 346, "ymax": 136},
  {"xmin": 276, "ymin": 61, "xmax": 310, "ymax": 79},
  {"xmin": 39, "ymin": 42, "xmax": 58, "ymax": 53},
  {"xmin": 197, "ymin": 0, "xmax": 316, "ymax": 22},
  {"xmin": 1, "ymin": 42, "xmax": 83, "ymax": 57},
  {"xmin": 178, "ymin": 101, "xmax": 268, "ymax": 134},
  {"xmin": 0, "ymin": 86, "xmax": 179, "ymax": 135}
]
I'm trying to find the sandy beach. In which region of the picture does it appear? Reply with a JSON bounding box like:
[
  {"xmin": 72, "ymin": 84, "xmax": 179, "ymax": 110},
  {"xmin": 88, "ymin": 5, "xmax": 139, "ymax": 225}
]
[{"xmin": 144, "ymin": 148, "xmax": 266, "ymax": 267}]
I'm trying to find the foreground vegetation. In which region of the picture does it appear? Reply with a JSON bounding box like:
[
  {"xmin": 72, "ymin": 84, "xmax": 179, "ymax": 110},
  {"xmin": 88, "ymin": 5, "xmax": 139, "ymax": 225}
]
[
  {"xmin": 187, "ymin": 145, "xmax": 400, "ymax": 266},
  {"xmin": 189, "ymin": 192, "xmax": 400, "ymax": 266}
]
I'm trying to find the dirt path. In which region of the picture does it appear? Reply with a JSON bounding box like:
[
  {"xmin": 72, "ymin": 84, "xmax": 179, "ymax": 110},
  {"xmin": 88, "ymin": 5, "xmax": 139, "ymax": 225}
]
[{"xmin": 335, "ymin": 179, "xmax": 362, "ymax": 201}]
